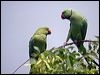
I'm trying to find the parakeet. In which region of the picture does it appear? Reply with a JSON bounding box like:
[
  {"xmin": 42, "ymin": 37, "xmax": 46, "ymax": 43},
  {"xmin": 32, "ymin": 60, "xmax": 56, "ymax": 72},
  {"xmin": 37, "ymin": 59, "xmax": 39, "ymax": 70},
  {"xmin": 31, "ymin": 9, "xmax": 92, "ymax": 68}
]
[
  {"xmin": 29, "ymin": 27, "xmax": 51, "ymax": 74},
  {"xmin": 61, "ymin": 9, "xmax": 88, "ymax": 55},
  {"xmin": 29, "ymin": 27, "xmax": 51, "ymax": 62}
]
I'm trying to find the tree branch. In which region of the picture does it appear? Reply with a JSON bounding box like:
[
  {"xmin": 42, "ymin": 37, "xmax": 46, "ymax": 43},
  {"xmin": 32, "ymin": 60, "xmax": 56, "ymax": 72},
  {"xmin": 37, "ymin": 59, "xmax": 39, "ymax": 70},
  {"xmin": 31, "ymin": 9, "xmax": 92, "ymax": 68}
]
[
  {"xmin": 58, "ymin": 40, "xmax": 99, "ymax": 48},
  {"xmin": 58, "ymin": 39, "xmax": 99, "ymax": 67},
  {"xmin": 12, "ymin": 59, "xmax": 30, "ymax": 74}
]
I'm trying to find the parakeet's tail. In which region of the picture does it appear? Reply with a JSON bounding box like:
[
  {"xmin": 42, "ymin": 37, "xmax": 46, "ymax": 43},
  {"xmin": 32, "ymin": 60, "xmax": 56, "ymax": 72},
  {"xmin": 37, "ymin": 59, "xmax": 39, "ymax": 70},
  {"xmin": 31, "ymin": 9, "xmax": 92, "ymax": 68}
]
[{"xmin": 76, "ymin": 43, "xmax": 86, "ymax": 55}]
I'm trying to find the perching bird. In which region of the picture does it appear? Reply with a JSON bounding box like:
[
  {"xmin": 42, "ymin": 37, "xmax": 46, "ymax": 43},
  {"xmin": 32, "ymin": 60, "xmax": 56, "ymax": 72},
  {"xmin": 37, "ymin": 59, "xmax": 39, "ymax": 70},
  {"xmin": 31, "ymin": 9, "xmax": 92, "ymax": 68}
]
[
  {"xmin": 61, "ymin": 9, "xmax": 88, "ymax": 55},
  {"xmin": 29, "ymin": 27, "xmax": 51, "ymax": 63},
  {"xmin": 29, "ymin": 27, "xmax": 51, "ymax": 74}
]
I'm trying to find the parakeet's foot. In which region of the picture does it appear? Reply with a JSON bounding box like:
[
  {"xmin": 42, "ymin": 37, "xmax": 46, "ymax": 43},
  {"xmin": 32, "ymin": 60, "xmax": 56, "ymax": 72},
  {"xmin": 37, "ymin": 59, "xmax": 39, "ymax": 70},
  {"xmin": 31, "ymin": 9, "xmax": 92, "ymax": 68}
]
[
  {"xmin": 74, "ymin": 40, "xmax": 78, "ymax": 44},
  {"xmin": 59, "ymin": 42, "xmax": 67, "ymax": 48},
  {"xmin": 63, "ymin": 42, "xmax": 67, "ymax": 47}
]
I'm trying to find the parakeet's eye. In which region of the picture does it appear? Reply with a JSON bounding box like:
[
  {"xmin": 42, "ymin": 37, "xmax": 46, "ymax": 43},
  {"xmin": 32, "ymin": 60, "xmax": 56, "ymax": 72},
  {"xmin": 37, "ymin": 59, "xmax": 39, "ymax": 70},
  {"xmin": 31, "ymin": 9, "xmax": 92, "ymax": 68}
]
[{"xmin": 62, "ymin": 11, "xmax": 66, "ymax": 14}]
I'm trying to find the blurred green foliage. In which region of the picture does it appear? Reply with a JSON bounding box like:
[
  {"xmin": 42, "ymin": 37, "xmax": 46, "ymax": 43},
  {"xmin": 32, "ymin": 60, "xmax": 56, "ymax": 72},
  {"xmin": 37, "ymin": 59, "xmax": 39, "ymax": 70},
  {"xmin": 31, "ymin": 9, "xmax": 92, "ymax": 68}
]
[{"xmin": 29, "ymin": 36, "xmax": 99, "ymax": 74}]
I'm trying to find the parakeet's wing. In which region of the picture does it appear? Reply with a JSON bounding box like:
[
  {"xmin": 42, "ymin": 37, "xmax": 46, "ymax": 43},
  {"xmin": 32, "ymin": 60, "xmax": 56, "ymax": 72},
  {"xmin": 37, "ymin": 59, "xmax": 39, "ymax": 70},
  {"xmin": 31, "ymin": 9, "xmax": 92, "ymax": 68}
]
[
  {"xmin": 29, "ymin": 38, "xmax": 34, "ymax": 58},
  {"xmin": 45, "ymin": 42, "xmax": 47, "ymax": 51},
  {"xmin": 81, "ymin": 19, "xmax": 87, "ymax": 40},
  {"xmin": 66, "ymin": 23, "xmax": 71, "ymax": 42}
]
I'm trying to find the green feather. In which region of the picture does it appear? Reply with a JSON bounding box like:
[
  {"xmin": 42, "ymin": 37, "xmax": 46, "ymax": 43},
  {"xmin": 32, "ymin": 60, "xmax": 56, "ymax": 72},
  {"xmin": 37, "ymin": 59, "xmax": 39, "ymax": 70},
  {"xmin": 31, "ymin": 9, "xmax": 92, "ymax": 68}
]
[{"xmin": 29, "ymin": 27, "xmax": 51, "ymax": 60}]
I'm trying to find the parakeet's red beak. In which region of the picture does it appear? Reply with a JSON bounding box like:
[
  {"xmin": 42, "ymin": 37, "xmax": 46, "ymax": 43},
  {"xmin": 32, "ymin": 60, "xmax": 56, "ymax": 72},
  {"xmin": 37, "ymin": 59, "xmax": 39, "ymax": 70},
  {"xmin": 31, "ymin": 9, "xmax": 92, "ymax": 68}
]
[
  {"xmin": 48, "ymin": 29, "xmax": 51, "ymax": 35},
  {"xmin": 61, "ymin": 14, "xmax": 66, "ymax": 19}
]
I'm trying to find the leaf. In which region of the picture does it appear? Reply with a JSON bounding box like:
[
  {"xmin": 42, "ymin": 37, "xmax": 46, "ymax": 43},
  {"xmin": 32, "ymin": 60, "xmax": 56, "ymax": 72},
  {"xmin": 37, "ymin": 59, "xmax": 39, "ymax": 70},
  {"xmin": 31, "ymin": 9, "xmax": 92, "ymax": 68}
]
[
  {"xmin": 55, "ymin": 56, "xmax": 63, "ymax": 61},
  {"xmin": 34, "ymin": 46, "xmax": 40, "ymax": 53},
  {"xmin": 85, "ymin": 68, "xmax": 98, "ymax": 74},
  {"xmin": 88, "ymin": 42, "xmax": 92, "ymax": 50},
  {"xmin": 58, "ymin": 48, "xmax": 65, "ymax": 52},
  {"xmin": 36, "ymin": 59, "xmax": 42, "ymax": 65},
  {"xmin": 95, "ymin": 36, "xmax": 99, "ymax": 39},
  {"xmin": 88, "ymin": 52, "xmax": 98, "ymax": 60},
  {"xmin": 43, "ymin": 60, "xmax": 52, "ymax": 70},
  {"xmin": 54, "ymin": 50, "xmax": 59, "ymax": 55},
  {"xmin": 58, "ymin": 48, "xmax": 65, "ymax": 54},
  {"xmin": 97, "ymin": 48, "xmax": 99, "ymax": 54},
  {"xmin": 43, "ymin": 50, "xmax": 51, "ymax": 57},
  {"xmin": 30, "ymin": 58, "xmax": 37, "ymax": 64},
  {"xmin": 73, "ymin": 61, "xmax": 86, "ymax": 72},
  {"xmin": 69, "ymin": 54, "xmax": 75, "ymax": 59},
  {"xmin": 67, "ymin": 46, "xmax": 75, "ymax": 50},
  {"xmin": 49, "ymin": 47, "xmax": 56, "ymax": 51},
  {"xmin": 31, "ymin": 53, "xmax": 39, "ymax": 58},
  {"xmin": 70, "ymin": 53, "xmax": 80, "ymax": 59},
  {"xmin": 66, "ymin": 56, "xmax": 73, "ymax": 68},
  {"xmin": 53, "ymin": 60, "xmax": 59, "ymax": 66},
  {"xmin": 24, "ymin": 64, "xmax": 31, "ymax": 66},
  {"xmin": 51, "ymin": 57, "xmax": 55, "ymax": 64}
]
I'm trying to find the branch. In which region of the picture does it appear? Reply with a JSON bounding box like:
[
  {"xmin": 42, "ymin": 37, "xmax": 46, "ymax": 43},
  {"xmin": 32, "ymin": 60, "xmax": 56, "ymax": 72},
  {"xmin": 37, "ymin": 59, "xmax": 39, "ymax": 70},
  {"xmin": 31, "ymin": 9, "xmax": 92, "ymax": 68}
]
[
  {"xmin": 93, "ymin": 60, "xmax": 99, "ymax": 67},
  {"xmin": 57, "ymin": 39, "xmax": 99, "ymax": 67},
  {"xmin": 58, "ymin": 40, "xmax": 99, "ymax": 48},
  {"xmin": 12, "ymin": 59, "xmax": 30, "ymax": 74}
]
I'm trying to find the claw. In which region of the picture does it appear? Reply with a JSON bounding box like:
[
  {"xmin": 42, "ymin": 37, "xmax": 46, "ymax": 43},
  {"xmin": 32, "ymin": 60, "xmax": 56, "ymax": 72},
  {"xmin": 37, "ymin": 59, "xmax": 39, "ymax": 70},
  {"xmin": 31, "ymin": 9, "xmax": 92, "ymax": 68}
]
[
  {"xmin": 63, "ymin": 42, "xmax": 67, "ymax": 47},
  {"xmin": 74, "ymin": 40, "xmax": 78, "ymax": 44}
]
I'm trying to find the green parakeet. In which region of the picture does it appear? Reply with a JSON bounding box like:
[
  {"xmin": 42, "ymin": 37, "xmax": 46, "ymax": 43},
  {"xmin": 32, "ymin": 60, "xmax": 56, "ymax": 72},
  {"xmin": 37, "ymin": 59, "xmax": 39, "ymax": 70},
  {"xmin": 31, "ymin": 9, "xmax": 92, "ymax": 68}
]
[
  {"xmin": 29, "ymin": 27, "xmax": 51, "ymax": 63},
  {"xmin": 61, "ymin": 9, "xmax": 88, "ymax": 55},
  {"xmin": 29, "ymin": 27, "xmax": 51, "ymax": 74}
]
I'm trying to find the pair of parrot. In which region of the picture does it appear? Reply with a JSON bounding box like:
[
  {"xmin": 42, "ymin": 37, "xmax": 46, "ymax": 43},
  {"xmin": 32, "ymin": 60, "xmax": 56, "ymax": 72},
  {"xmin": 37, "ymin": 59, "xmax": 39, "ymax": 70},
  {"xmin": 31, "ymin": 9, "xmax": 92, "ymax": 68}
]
[{"xmin": 29, "ymin": 9, "xmax": 87, "ymax": 71}]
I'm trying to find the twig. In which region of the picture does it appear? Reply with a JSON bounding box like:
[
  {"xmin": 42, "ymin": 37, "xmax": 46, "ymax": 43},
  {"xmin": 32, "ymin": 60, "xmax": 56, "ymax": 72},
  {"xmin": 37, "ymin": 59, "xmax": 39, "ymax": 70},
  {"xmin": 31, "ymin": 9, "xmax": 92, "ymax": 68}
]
[
  {"xmin": 12, "ymin": 59, "xmax": 30, "ymax": 74},
  {"xmin": 58, "ymin": 39, "xmax": 99, "ymax": 67},
  {"xmin": 93, "ymin": 60, "xmax": 99, "ymax": 67},
  {"xmin": 58, "ymin": 40, "xmax": 99, "ymax": 48}
]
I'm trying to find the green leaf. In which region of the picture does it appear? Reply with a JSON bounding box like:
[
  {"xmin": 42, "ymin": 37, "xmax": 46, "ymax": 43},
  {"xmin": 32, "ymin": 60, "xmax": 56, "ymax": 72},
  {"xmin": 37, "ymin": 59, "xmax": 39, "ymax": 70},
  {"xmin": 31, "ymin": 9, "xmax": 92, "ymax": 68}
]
[
  {"xmin": 36, "ymin": 59, "xmax": 42, "ymax": 65},
  {"xmin": 97, "ymin": 48, "xmax": 99, "ymax": 54},
  {"xmin": 67, "ymin": 46, "xmax": 75, "ymax": 50},
  {"xmin": 34, "ymin": 46, "xmax": 40, "ymax": 53},
  {"xmin": 66, "ymin": 56, "xmax": 73, "ymax": 68},
  {"xmin": 30, "ymin": 58, "xmax": 37, "ymax": 64},
  {"xmin": 73, "ymin": 61, "xmax": 86, "ymax": 72},
  {"xmin": 43, "ymin": 60, "xmax": 52, "ymax": 70},
  {"xmin": 95, "ymin": 36, "xmax": 99, "ymax": 39},
  {"xmin": 53, "ymin": 60, "xmax": 59, "ymax": 66},
  {"xmin": 54, "ymin": 50, "xmax": 59, "ymax": 55},
  {"xmin": 88, "ymin": 42, "xmax": 92, "ymax": 50},
  {"xmin": 55, "ymin": 56, "xmax": 63, "ymax": 61},
  {"xmin": 88, "ymin": 51, "xmax": 98, "ymax": 60}
]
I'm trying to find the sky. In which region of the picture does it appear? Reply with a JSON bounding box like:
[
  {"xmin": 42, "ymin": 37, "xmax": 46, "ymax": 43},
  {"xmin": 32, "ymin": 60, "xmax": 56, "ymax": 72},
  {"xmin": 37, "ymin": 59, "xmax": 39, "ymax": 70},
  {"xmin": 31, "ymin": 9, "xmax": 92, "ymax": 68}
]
[{"xmin": 1, "ymin": 1, "xmax": 99, "ymax": 74}]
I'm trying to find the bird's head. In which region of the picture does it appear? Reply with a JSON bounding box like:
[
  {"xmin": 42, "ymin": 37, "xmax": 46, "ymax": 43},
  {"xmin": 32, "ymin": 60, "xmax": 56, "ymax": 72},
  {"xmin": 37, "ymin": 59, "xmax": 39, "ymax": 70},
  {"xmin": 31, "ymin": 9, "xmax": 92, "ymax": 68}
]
[
  {"xmin": 61, "ymin": 9, "xmax": 72, "ymax": 20},
  {"xmin": 36, "ymin": 27, "xmax": 51, "ymax": 35}
]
